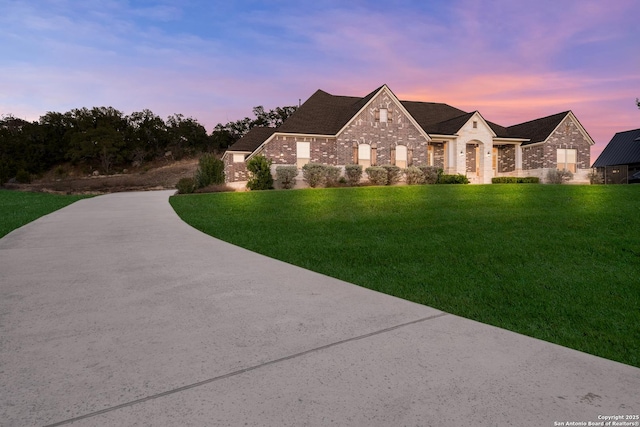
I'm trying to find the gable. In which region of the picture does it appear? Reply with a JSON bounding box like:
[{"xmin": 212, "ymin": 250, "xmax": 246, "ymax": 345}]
[
  {"xmin": 335, "ymin": 85, "xmax": 431, "ymax": 141},
  {"xmin": 592, "ymin": 128, "xmax": 640, "ymax": 167}
]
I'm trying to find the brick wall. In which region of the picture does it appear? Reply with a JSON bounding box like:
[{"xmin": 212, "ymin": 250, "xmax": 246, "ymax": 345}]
[
  {"xmin": 498, "ymin": 145, "xmax": 516, "ymax": 172},
  {"xmin": 466, "ymin": 144, "xmax": 477, "ymax": 173},
  {"xmin": 224, "ymin": 153, "xmax": 249, "ymax": 183},
  {"xmin": 262, "ymin": 135, "xmax": 338, "ymax": 166},
  {"xmin": 262, "ymin": 135, "xmax": 296, "ymax": 165},
  {"xmin": 433, "ymin": 143, "xmax": 445, "ymax": 169}
]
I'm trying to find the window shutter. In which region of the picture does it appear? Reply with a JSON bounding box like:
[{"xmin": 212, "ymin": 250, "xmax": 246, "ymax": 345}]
[
  {"xmin": 371, "ymin": 145, "xmax": 377, "ymax": 166},
  {"xmin": 375, "ymin": 110, "xmax": 380, "ymax": 122},
  {"xmin": 408, "ymin": 148, "xmax": 413, "ymax": 166},
  {"xmin": 390, "ymin": 147, "xmax": 396, "ymax": 166},
  {"xmin": 353, "ymin": 145, "xmax": 358, "ymax": 164},
  {"xmin": 388, "ymin": 109, "xmax": 393, "ymax": 123}
]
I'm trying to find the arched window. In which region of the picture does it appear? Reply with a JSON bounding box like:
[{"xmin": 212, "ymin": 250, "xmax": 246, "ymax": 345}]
[
  {"xmin": 297, "ymin": 141, "xmax": 310, "ymax": 168},
  {"xmin": 358, "ymin": 144, "xmax": 371, "ymax": 168},
  {"xmin": 395, "ymin": 145, "xmax": 408, "ymax": 168}
]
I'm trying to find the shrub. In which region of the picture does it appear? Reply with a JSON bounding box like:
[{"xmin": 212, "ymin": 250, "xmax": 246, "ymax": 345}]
[
  {"xmin": 491, "ymin": 176, "xmax": 540, "ymax": 184},
  {"xmin": 344, "ymin": 164, "xmax": 363, "ymax": 186},
  {"xmin": 16, "ymin": 169, "xmax": 31, "ymax": 184},
  {"xmin": 176, "ymin": 177, "xmax": 196, "ymax": 194},
  {"xmin": 418, "ymin": 166, "xmax": 442, "ymax": 184},
  {"xmin": 437, "ymin": 174, "xmax": 470, "ymax": 184},
  {"xmin": 325, "ymin": 166, "xmax": 342, "ymax": 187},
  {"xmin": 404, "ymin": 166, "xmax": 425, "ymax": 185},
  {"xmin": 588, "ymin": 169, "xmax": 603, "ymax": 184},
  {"xmin": 247, "ymin": 155, "xmax": 274, "ymax": 190},
  {"xmin": 380, "ymin": 164, "xmax": 402, "ymax": 185},
  {"xmin": 194, "ymin": 154, "xmax": 225, "ymax": 189},
  {"xmin": 275, "ymin": 166, "xmax": 298, "ymax": 189},
  {"xmin": 54, "ymin": 165, "xmax": 66, "ymax": 177},
  {"xmin": 0, "ymin": 160, "xmax": 11, "ymax": 185},
  {"xmin": 547, "ymin": 168, "xmax": 573, "ymax": 184},
  {"xmin": 366, "ymin": 166, "xmax": 388, "ymax": 186},
  {"xmin": 302, "ymin": 163, "xmax": 327, "ymax": 188}
]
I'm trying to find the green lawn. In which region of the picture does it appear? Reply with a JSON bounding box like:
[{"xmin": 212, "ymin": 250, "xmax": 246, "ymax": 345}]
[
  {"xmin": 0, "ymin": 190, "xmax": 91, "ymax": 238},
  {"xmin": 170, "ymin": 185, "xmax": 640, "ymax": 368}
]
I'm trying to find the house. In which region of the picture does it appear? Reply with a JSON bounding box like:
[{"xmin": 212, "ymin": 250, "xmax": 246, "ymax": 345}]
[
  {"xmin": 222, "ymin": 85, "xmax": 594, "ymax": 186},
  {"xmin": 591, "ymin": 128, "xmax": 640, "ymax": 184}
]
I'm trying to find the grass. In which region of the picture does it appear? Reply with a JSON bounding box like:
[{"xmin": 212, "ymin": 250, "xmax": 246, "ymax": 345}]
[
  {"xmin": 170, "ymin": 185, "xmax": 640, "ymax": 368},
  {"xmin": 0, "ymin": 190, "xmax": 91, "ymax": 238}
]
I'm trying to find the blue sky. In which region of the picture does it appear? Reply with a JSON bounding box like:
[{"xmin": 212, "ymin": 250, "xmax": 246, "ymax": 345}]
[{"xmin": 1, "ymin": 0, "xmax": 639, "ymax": 158}]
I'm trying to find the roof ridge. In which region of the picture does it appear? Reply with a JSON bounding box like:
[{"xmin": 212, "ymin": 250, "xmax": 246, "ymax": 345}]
[{"xmin": 507, "ymin": 110, "xmax": 570, "ymax": 128}]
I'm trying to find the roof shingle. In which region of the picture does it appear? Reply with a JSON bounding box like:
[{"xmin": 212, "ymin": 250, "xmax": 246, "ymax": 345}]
[
  {"xmin": 226, "ymin": 127, "xmax": 277, "ymax": 152},
  {"xmin": 506, "ymin": 111, "xmax": 569, "ymax": 145}
]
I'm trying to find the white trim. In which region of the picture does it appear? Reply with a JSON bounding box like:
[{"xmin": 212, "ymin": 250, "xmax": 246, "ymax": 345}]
[
  {"xmin": 428, "ymin": 134, "xmax": 458, "ymax": 141},
  {"xmin": 493, "ymin": 137, "xmax": 529, "ymax": 144},
  {"xmin": 520, "ymin": 140, "xmax": 547, "ymax": 148},
  {"xmin": 335, "ymin": 85, "xmax": 432, "ymax": 142},
  {"xmin": 466, "ymin": 111, "xmax": 497, "ymax": 138},
  {"xmin": 222, "ymin": 150, "xmax": 252, "ymax": 160}
]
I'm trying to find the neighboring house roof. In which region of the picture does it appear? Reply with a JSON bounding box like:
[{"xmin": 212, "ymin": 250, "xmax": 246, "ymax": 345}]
[
  {"xmin": 592, "ymin": 128, "xmax": 640, "ymax": 167},
  {"xmin": 226, "ymin": 126, "xmax": 277, "ymax": 152},
  {"xmin": 506, "ymin": 111, "xmax": 569, "ymax": 145}
]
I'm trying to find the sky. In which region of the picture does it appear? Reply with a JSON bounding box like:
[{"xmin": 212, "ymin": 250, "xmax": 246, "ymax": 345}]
[{"xmin": 1, "ymin": 0, "xmax": 639, "ymax": 161}]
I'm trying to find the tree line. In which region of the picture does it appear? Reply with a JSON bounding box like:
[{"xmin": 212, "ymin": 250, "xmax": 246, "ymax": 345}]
[{"xmin": 0, "ymin": 105, "xmax": 297, "ymax": 184}]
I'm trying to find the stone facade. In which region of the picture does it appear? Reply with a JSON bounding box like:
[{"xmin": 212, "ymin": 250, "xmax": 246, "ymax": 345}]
[{"xmin": 336, "ymin": 90, "xmax": 429, "ymax": 166}]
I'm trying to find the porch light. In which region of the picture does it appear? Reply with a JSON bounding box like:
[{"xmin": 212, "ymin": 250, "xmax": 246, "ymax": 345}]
[{"xmin": 487, "ymin": 150, "xmax": 491, "ymax": 157}]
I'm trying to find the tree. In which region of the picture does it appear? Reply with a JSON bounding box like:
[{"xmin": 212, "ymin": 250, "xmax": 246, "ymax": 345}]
[
  {"xmin": 126, "ymin": 109, "xmax": 168, "ymax": 163},
  {"xmin": 212, "ymin": 104, "xmax": 298, "ymax": 150},
  {"xmin": 636, "ymin": 98, "xmax": 639, "ymax": 109},
  {"xmin": 166, "ymin": 114, "xmax": 210, "ymax": 158},
  {"xmin": 246, "ymin": 155, "xmax": 273, "ymax": 190}
]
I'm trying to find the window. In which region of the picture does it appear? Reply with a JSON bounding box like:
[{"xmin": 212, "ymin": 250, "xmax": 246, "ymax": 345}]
[
  {"xmin": 395, "ymin": 145, "xmax": 407, "ymax": 168},
  {"xmin": 375, "ymin": 108, "xmax": 392, "ymax": 123},
  {"xmin": 379, "ymin": 108, "xmax": 388, "ymax": 123},
  {"xmin": 473, "ymin": 121, "xmax": 478, "ymax": 129},
  {"xmin": 358, "ymin": 143, "xmax": 371, "ymax": 168},
  {"xmin": 557, "ymin": 148, "xmax": 577, "ymax": 173},
  {"xmin": 297, "ymin": 142, "xmax": 310, "ymax": 168},
  {"xmin": 233, "ymin": 153, "xmax": 245, "ymax": 163}
]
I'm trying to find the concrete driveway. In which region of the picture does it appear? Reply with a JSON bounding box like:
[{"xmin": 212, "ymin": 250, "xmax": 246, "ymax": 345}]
[{"xmin": 1, "ymin": 190, "xmax": 638, "ymax": 427}]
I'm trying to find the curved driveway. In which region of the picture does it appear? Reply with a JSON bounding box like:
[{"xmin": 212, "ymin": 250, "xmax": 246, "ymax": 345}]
[{"xmin": 1, "ymin": 190, "xmax": 638, "ymax": 426}]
